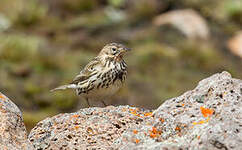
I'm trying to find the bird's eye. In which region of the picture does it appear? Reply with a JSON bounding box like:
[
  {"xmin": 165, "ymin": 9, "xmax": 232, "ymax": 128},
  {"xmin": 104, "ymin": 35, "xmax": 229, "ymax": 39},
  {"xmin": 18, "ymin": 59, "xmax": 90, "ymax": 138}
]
[{"xmin": 112, "ymin": 48, "xmax": 117, "ymax": 51}]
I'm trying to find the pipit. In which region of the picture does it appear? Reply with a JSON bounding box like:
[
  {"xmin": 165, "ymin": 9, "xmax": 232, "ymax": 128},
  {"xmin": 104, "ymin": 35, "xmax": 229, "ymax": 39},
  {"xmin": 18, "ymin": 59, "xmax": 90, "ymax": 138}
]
[{"xmin": 51, "ymin": 43, "xmax": 130, "ymax": 106}]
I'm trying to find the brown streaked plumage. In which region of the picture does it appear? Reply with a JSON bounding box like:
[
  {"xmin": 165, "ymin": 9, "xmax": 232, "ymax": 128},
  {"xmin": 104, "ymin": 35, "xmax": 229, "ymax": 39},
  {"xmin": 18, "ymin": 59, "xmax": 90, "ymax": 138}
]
[{"xmin": 51, "ymin": 43, "xmax": 130, "ymax": 106}]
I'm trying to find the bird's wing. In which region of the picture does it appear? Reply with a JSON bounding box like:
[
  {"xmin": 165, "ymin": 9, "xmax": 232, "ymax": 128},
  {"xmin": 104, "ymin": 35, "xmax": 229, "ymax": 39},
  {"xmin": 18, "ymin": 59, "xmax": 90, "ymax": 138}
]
[{"xmin": 71, "ymin": 57, "xmax": 102, "ymax": 84}]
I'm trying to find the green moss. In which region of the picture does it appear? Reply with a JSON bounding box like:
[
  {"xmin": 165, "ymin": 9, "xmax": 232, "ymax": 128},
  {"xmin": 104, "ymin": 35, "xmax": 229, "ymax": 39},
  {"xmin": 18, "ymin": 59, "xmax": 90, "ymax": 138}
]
[
  {"xmin": 0, "ymin": 34, "xmax": 41, "ymax": 62},
  {"xmin": 24, "ymin": 82, "xmax": 42, "ymax": 96},
  {"xmin": 178, "ymin": 41, "xmax": 224, "ymax": 71},
  {"xmin": 226, "ymin": 1, "xmax": 242, "ymax": 25},
  {"xmin": 15, "ymin": 0, "xmax": 48, "ymax": 26},
  {"xmin": 131, "ymin": 0, "xmax": 157, "ymax": 21},
  {"xmin": 52, "ymin": 92, "xmax": 78, "ymax": 111},
  {"xmin": 67, "ymin": 11, "xmax": 111, "ymax": 29},
  {"xmin": 108, "ymin": 0, "xmax": 125, "ymax": 8},
  {"xmin": 62, "ymin": 0, "xmax": 98, "ymax": 13}
]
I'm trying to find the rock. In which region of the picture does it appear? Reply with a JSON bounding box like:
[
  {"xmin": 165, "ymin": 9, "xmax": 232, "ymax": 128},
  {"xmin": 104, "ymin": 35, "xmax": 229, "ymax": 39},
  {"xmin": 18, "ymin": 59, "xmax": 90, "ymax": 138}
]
[
  {"xmin": 0, "ymin": 92, "xmax": 33, "ymax": 150},
  {"xmin": 116, "ymin": 71, "xmax": 242, "ymax": 150},
  {"xmin": 227, "ymin": 31, "xmax": 242, "ymax": 58},
  {"xmin": 28, "ymin": 105, "xmax": 152, "ymax": 149},
  {"xmin": 153, "ymin": 9, "xmax": 210, "ymax": 40},
  {"xmin": 28, "ymin": 71, "xmax": 242, "ymax": 150}
]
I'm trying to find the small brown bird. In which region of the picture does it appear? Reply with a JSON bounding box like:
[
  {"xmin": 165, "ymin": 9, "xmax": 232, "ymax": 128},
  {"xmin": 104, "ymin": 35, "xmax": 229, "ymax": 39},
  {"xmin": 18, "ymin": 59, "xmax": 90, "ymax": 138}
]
[{"xmin": 51, "ymin": 43, "xmax": 130, "ymax": 106}]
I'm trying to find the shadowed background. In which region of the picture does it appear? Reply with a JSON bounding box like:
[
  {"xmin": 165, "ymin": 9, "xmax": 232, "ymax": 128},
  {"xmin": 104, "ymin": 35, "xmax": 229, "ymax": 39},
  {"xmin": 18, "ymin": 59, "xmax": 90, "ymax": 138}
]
[{"xmin": 0, "ymin": 0, "xmax": 241, "ymax": 131}]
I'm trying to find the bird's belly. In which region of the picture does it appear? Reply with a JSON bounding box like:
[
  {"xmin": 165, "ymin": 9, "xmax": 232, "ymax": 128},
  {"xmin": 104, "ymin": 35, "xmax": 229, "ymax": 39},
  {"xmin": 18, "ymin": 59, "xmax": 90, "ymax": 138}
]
[{"xmin": 82, "ymin": 80, "xmax": 122, "ymax": 100}]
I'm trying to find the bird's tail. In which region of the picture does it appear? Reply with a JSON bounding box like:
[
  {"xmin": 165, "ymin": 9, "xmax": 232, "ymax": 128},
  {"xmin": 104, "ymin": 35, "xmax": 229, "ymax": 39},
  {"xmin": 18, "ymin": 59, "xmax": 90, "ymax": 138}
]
[{"xmin": 50, "ymin": 84, "xmax": 77, "ymax": 92}]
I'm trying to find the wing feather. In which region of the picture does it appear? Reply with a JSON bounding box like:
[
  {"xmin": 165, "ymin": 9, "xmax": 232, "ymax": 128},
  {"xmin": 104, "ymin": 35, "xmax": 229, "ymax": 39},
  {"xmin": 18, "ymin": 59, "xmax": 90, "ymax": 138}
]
[{"xmin": 71, "ymin": 57, "xmax": 102, "ymax": 84}]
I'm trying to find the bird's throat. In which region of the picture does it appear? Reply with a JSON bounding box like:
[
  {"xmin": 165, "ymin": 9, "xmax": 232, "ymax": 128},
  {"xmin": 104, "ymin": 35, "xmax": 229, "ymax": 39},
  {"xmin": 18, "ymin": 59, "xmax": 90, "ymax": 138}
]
[{"xmin": 114, "ymin": 55, "xmax": 123, "ymax": 62}]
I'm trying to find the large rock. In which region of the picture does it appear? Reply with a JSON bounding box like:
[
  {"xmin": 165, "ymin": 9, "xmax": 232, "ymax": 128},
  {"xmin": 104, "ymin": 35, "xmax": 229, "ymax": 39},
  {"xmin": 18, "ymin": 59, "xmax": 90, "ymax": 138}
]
[
  {"xmin": 28, "ymin": 106, "xmax": 152, "ymax": 149},
  {"xmin": 116, "ymin": 71, "xmax": 242, "ymax": 149},
  {"xmin": 28, "ymin": 71, "xmax": 242, "ymax": 150},
  {"xmin": 153, "ymin": 9, "xmax": 210, "ymax": 40},
  {"xmin": 0, "ymin": 92, "xmax": 33, "ymax": 149}
]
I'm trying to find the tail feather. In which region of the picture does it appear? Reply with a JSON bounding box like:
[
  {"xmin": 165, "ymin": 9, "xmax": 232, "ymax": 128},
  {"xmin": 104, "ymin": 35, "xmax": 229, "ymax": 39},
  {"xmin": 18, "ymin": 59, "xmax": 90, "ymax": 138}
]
[{"xmin": 50, "ymin": 84, "xmax": 77, "ymax": 92}]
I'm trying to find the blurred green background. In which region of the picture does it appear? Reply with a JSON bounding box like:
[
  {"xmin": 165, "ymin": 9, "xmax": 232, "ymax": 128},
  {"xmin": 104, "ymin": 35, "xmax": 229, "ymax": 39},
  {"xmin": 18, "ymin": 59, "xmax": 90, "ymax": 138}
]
[{"xmin": 0, "ymin": 0, "xmax": 241, "ymax": 131}]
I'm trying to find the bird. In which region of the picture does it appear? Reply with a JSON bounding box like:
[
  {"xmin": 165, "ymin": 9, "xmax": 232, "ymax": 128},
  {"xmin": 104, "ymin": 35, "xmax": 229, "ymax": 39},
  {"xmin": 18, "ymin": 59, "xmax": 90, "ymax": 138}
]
[{"xmin": 51, "ymin": 43, "xmax": 131, "ymax": 107}]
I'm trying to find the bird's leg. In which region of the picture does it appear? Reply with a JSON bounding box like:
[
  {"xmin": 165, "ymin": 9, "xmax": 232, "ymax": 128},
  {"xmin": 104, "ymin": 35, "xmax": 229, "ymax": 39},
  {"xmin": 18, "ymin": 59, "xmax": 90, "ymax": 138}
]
[
  {"xmin": 101, "ymin": 100, "xmax": 107, "ymax": 107},
  {"xmin": 86, "ymin": 98, "xmax": 90, "ymax": 107}
]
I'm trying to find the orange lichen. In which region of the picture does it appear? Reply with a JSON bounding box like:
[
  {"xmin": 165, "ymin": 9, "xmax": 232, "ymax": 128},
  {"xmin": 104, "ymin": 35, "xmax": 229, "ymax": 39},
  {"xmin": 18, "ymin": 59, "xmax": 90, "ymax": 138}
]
[
  {"xmin": 151, "ymin": 127, "xmax": 157, "ymax": 134},
  {"xmin": 192, "ymin": 117, "xmax": 210, "ymax": 125},
  {"xmin": 136, "ymin": 114, "xmax": 141, "ymax": 117},
  {"xmin": 74, "ymin": 126, "xmax": 79, "ymax": 130},
  {"xmin": 129, "ymin": 109, "xmax": 142, "ymax": 117},
  {"xmin": 181, "ymin": 103, "xmax": 185, "ymax": 106},
  {"xmin": 72, "ymin": 114, "xmax": 80, "ymax": 118},
  {"xmin": 197, "ymin": 135, "xmax": 201, "ymax": 139},
  {"xmin": 0, "ymin": 94, "xmax": 5, "ymax": 99},
  {"xmin": 149, "ymin": 127, "xmax": 161, "ymax": 138},
  {"xmin": 198, "ymin": 120, "xmax": 206, "ymax": 124},
  {"xmin": 144, "ymin": 112, "xmax": 152, "ymax": 117},
  {"xmin": 133, "ymin": 129, "xmax": 138, "ymax": 134},
  {"xmin": 159, "ymin": 118, "xmax": 165, "ymax": 123},
  {"xmin": 149, "ymin": 132, "xmax": 157, "ymax": 138},
  {"xmin": 135, "ymin": 139, "xmax": 140, "ymax": 144},
  {"xmin": 175, "ymin": 126, "xmax": 181, "ymax": 132},
  {"xmin": 200, "ymin": 107, "xmax": 214, "ymax": 117},
  {"xmin": 130, "ymin": 109, "xmax": 137, "ymax": 115}
]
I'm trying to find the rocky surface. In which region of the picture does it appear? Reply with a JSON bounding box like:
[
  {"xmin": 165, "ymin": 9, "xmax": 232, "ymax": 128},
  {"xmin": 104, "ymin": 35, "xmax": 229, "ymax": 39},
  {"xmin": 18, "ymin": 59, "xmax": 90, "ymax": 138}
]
[
  {"xmin": 28, "ymin": 105, "xmax": 153, "ymax": 149},
  {"xmin": 0, "ymin": 71, "xmax": 242, "ymax": 149},
  {"xmin": 117, "ymin": 71, "xmax": 242, "ymax": 149},
  {"xmin": 0, "ymin": 92, "xmax": 33, "ymax": 150},
  {"xmin": 28, "ymin": 71, "xmax": 242, "ymax": 150}
]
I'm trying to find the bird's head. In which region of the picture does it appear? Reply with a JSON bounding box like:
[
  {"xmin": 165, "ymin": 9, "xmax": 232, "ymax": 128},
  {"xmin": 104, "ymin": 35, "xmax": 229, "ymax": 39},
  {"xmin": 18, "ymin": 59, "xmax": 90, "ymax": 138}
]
[{"xmin": 99, "ymin": 43, "xmax": 131, "ymax": 61}]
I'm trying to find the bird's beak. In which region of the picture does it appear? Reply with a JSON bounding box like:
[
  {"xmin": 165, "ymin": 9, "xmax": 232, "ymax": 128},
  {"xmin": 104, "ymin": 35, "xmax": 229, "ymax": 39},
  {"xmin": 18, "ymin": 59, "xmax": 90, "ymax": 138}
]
[
  {"xmin": 121, "ymin": 47, "xmax": 131, "ymax": 53},
  {"xmin": 117, "ymin": 46, "xmax": 131, "ymax": 58},
  {"xmin": 125, "ymin": 47, "xmax": 131, "ymax": 51}
]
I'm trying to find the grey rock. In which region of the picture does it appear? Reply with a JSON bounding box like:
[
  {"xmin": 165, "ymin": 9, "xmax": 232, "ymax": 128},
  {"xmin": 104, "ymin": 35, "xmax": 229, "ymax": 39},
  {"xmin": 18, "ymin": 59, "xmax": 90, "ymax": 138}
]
[
  {"xmin": 117, "ymin": 71, "xmax": 242, "ymax": 150},
  {"xmin": 153, "ymin": 9, "xmax": 210, "ymax": 39},
  {"xmin": 28, "ymin": 71, "xmax": 242, "ymax": 150},
  {"xmin": 28, "ymin": 105, "xmax": 152, "ymax": 149},
  {"xmin": 0, "ymin": 92, "xmax": 33, "ymax": 150}
]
